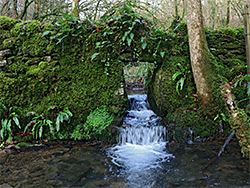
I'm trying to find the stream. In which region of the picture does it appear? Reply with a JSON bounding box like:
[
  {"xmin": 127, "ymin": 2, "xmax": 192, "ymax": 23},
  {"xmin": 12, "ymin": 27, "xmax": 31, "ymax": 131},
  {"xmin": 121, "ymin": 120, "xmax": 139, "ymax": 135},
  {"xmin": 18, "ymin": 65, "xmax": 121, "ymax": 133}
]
[{"xmin": 0, "ymin": 94, "xmax": 249, "ymax": 188}]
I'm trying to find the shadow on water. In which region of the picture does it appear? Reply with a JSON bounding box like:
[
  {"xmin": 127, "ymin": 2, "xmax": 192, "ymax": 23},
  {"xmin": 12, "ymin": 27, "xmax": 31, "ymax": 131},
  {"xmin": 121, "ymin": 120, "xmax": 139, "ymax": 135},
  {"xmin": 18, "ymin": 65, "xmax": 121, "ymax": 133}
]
[{"xmin": 0, "ymin": 94, "xmax": 249, "ymax": 188}]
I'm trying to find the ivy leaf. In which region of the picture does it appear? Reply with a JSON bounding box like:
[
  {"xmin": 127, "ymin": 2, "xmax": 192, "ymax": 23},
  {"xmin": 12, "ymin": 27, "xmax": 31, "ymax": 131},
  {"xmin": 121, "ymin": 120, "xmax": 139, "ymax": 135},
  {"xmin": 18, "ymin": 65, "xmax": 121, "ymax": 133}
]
[
  {"xmin": 122, "ymin": 35, "xmax": 126, "ymax": 42},
  {"xmin": 176, "ymin": 77, "xmax": 185, "ymax": 95},
  {"xmin": 142, "ymin": 42, "xmax": 147, "ymax": 50},
  {"xmin": 179, "ymin": 77, "xmax": 185, "ymax": 91},
  {"xmin": 42, "ymin": 31, "xmax": 52, "ymax": 37},
  {"xmin": 127, "ymin": 38, "xmax": 132, "ymax": 46},
  {"xmin": 39, "ymin": 126, "xmax": 43, "ymax": 139},
  {"xmin": 160, "ymin": 52, "xmax": 165, "ymax": 58},
  {"xmin": 91, "ymin": 53, "xmax": 99, "ymax": 61},
  {"xmin": 130, "ymin": 33, "xmax": 134, "ymax": 40},
  {"xmin": 50, "ymin": 35, "xmax": 57, "ymax": 40},
  {"xmin": 172, "ymin": 72, "xmax": 182, "ymax": 81},
  {"xmin": 214, "ymin": 114, "xmax": 220, "ymax": 121},
  {"xmin": 56, "ymin": 116, "xmax": 60, "ymax": 132},
  {"xmin": 56, "ymin": 35, "xmax": 67, "ymax": 45},
  {"xmin": 13, "ymin": 117, "xmax": 20, "ymax": 129}
]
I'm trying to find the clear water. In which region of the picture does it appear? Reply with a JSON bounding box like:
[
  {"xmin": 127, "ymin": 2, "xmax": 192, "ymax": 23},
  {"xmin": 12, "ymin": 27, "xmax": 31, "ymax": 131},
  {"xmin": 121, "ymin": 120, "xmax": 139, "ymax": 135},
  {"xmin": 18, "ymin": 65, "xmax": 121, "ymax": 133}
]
[{"xmin": 0, "ymin": 94, "xmax": 249, "ymax": 187}]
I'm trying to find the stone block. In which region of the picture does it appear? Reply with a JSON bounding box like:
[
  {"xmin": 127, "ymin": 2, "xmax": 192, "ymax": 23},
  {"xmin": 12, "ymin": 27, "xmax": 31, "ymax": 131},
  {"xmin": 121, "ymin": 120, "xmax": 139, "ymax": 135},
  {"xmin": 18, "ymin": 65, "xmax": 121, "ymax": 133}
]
[
  {"xmin": 0, "ymin": 60, "xmax": 7, "ymax": 66},
  {"xmin": 0, "ymin": 49, "xmax": 11, "ymax": 57},
  {"xmin": 44, "ymin": 56, "xmax": 51, "ymax": 62}
]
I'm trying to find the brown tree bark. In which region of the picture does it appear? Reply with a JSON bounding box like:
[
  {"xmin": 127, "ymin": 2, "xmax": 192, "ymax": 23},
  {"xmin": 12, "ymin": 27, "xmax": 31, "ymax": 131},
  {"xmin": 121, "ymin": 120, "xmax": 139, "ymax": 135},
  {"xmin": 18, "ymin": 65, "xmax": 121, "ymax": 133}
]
[
  {"xmin": 33, "ymin": 0, "xmax": 40, "ymax": 19},
  {"xmin": 243, "ymin": 5, "xmax": 250, "ymax": 75},
  {"xmin": 226, "ymin": 0, "xmax": 230, "ymax": 26},
  {"xmin": 13, "ymin": 0, "xmax": 18, "ymax": 18},
  {"xmin": 187, "ymin": 0, "xmax": 214, "ymax": 106}
]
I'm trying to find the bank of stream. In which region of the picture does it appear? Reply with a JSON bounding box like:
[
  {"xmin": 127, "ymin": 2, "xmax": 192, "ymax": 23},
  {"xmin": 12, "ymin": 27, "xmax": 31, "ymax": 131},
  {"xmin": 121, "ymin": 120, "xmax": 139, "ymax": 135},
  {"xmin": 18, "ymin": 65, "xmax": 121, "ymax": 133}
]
[{"xmin": 0, "ymin": 93, "xmax": 249, "ymax": 188}]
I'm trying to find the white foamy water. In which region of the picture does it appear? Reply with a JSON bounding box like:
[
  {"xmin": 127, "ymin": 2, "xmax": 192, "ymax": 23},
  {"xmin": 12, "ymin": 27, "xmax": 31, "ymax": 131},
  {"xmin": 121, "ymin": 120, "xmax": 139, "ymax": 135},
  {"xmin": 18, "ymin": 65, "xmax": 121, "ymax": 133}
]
[{"xmin": 108, "ymin": 94, "xmax": 174, "ymax": 187}]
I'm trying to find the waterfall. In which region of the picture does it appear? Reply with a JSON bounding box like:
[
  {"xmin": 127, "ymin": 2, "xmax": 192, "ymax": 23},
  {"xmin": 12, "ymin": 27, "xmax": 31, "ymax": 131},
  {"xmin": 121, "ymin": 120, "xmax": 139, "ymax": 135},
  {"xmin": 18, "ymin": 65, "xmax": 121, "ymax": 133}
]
[
  {"xmin": 108, "ymin": 94, "xmax": 174, "ymax": 187},
  {"xmin": 118, "ymin": 94, "xmax": 166, "ymax": 145}
]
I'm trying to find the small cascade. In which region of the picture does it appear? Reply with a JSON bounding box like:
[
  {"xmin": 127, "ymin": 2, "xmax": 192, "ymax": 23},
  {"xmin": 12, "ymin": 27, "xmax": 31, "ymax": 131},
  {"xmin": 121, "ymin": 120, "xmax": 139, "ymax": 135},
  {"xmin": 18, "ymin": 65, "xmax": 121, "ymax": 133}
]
[
  {"xmin": 118, "ymin": 95, "xmax": 166, "ymax": 145},
  {"xmin": 108, "ymin": 94, "xmax": 173, "ymax": 187}
]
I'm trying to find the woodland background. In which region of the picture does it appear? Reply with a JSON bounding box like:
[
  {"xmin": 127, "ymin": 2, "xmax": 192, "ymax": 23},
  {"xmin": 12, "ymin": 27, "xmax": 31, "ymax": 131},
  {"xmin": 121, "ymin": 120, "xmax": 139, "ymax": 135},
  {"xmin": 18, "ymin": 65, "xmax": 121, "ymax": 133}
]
[{"xmin": 0, "ymin": 0, "xmax": 248, "ymax": 29}]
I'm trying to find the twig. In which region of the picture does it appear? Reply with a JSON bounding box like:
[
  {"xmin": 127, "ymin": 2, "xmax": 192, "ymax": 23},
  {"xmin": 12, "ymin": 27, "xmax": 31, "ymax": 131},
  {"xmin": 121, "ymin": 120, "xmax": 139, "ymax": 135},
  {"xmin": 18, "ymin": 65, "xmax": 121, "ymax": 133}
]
[
  {"xmin": 217, "ymin": 130, "xmax": 235, "ymax": 157},
  {"xmin": 203, "ymin": 131, "xmax": 235, "ymax": 170}
]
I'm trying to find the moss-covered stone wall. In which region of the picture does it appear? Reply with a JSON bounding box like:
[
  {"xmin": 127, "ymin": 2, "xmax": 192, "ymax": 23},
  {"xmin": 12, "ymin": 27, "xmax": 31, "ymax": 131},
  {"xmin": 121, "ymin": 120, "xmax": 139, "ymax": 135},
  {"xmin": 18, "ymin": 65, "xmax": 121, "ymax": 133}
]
[
  {"xmin": 1, "ymin": 13, "xmax": 248, "ymax": 143},
  {"xmin": 148, "ymin": 23, "xmax": 247, "ymax": 140},
  {"xmin": 0, "ymin": 16, "xmax": 128, "ymax": 132}
]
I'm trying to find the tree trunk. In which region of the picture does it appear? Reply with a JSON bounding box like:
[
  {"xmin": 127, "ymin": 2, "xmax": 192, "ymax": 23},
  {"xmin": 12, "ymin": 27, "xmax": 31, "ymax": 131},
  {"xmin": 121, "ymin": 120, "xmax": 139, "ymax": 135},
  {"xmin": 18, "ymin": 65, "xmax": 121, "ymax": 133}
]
[
  {"xmin": 220, "ymin": 83, "xmax": 250, "ymax": 159},
  {"xmin": 226, "ymin": 0, "xmax": 230, "ymax": 26},
  {"xmin": 187, "ymin": 0, "xmax": 214, "ymax": 106},
  {"xmin": 13, "ymin": 0, "xmax": 18, "ymax": 18},
  {"xmin": 20, "ymin": 0, "xmax": 34, "ymax": 20},
  {"xmin": 243, "ymin": 5, "xmax": 250, "ymax": 75},
  {"xmin": 72, "ymin": 0, "xmax": 79, "ymax": 18},
  {"xmin": 175, "ymin": 0, "xmax": 179, "ymax": 18},
  {"xmin": 33, "ymin": 0, "xmax": 40, "ymax": 19}
]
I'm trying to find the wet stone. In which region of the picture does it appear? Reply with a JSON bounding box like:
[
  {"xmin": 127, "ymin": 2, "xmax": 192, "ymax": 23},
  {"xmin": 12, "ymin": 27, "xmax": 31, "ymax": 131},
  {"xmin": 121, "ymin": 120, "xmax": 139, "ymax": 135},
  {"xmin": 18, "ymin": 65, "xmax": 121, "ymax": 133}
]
[
  {"xmin": 29, "ymin": 170, "xmax": 45, "ymax": 178},
  {"xmin": 0, "ymin": 154, "xmax": 9, "ymax": 164},
  {"xmin": 0, "ymin": 49, "xmax": 11, "ymax": 57},
  {"xmin": 0, "ymin": 184, "xmax": 13, "ymax": 188},
  {"xmin": 28, "ymin": 166, "xmax": 43, "ymax": 174},
  {"xmin": 13, "ymin": 184, "xmax": 21, "ymax": 188}
]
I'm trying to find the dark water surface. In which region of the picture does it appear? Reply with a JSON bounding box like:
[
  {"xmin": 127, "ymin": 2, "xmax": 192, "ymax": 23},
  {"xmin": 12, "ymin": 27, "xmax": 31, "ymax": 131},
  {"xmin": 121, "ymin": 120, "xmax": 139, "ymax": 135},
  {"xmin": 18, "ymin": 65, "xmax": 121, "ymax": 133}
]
[
  {"xmin": 0, "ymin": 94, "xmax": 249, "ymax": 187},
  {"xmin": 0, "ymin": 140, "xmax": 249, "ymax": 188}
]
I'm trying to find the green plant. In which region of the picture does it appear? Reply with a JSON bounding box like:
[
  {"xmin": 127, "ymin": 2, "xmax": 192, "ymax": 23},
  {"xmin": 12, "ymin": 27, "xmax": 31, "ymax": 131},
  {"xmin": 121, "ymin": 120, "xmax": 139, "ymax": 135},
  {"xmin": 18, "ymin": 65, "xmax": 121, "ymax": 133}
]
[
  {"xmin": 0, "ymin": 141, "xmax": 4, "ymax": 150},
  {"xmin": 214, "ymin": 112, "xmax": 228, "ymax": 122},
  {"xmin": 71, "ymin": 106, "xmax": 114, "ymax": 140},
  {"xmin": 48, "ymin": 106, "xmax": 73, "ymax": 132},
  {"xmin": 234, "ymin": 74, "xmax": 250, "ymax": 97},
  {"xmin": 71, "ymin": 124, "xmax": 86, "ymax": 140},
  {"xmin": 172, "ymin": 63, "xmax": 191, "ymax": 95},
  {"xmin": 42, "ymin": 14, "xmax": 89, "ymax": 47},
  {"xmin": 24, "ymin": 106, "xmax": 73, "ymax": 140},
  {"xmin": 0, "ymin": 102, "xmax": 22, "ymax": 142},
  {"xmin": 24, "ymin": 113, "xmax": 54, "ymax": 140}
]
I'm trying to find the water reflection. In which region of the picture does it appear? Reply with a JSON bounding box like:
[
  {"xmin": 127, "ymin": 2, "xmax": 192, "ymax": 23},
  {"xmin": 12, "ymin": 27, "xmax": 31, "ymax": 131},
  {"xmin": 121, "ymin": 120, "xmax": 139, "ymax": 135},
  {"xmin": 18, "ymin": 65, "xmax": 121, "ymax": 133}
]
[{"xmin": 108, "ymin": 143, "xmax": 173, "ymax": 187}]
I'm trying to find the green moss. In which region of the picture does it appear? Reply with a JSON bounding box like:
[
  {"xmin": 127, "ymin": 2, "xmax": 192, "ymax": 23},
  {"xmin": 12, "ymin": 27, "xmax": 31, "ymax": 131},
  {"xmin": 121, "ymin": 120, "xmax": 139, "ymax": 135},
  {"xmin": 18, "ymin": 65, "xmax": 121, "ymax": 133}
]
[
  {"xmin": 229, "ymin": 108, "xmax": 250, "ymax": 159},
  {"xmin": 148, "ymin": 25, "xmax": 245, "ymax": 139},
  {"xmin": 0, "ymin": 16, "xmax": 21, "ymax": 30},
  {"xmin": 0, "ymin": 16, "xmax": 128, "ymax": 140},
  {"xmin": 0, "ymin": 14, "xmax": 247, "ymax": 144}
]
